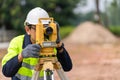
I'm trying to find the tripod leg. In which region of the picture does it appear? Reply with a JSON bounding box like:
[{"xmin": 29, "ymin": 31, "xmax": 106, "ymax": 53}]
[
  {"xmin": 44, "ymin": 70, "xmax": 47, "ymax": 80},
  {"xmin": 31, "ymin": 71, "xmax": 40, "ymax": 80},
  {"xmin": 56, "ymin": 69, "xmax": 69, "ymax": 80},
  {"xmin": 51, "ymin": 72, "xmax": 54, "ymax": 80},
  {"xmin": 44, "ymin": 69, "xmax": 55, "ymax": 80},
  {"xmin": 47, "ymin": 70, "xmax": 54, "ymax": 80}
]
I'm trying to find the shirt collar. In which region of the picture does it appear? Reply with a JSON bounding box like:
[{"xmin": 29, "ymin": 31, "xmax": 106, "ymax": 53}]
[{"xmin": 22, "ymin": 34, "xmax": 32, "ymax": 49}]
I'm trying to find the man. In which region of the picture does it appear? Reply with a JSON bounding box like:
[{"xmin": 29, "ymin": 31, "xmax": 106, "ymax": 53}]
[{"xmin": 2, "ymin": 7, "xmax": 72, "ymax": 80}]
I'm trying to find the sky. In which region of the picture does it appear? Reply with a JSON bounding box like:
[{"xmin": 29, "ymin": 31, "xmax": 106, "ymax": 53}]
[{"xmin": 74, "ymin": 0, "xmax": 113, "ymax": 14}]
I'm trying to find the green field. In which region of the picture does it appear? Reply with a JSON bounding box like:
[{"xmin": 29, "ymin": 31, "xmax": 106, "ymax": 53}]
[{"xmin": 60, "ymin": 26, "xmax": 75, "ymax": 39}]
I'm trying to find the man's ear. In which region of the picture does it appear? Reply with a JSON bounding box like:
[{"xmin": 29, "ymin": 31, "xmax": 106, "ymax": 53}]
[{"xmin": 25, "ymin": 26, "xmax": 30, "ymax": 35}]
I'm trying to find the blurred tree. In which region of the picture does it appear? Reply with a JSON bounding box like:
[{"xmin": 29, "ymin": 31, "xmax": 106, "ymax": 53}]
[
  {"xmin": 75, "ymin": 11, "xmax": 95, "ymax": 25},
  {"xmin": 107, "ymin": 0, "xmax": 120, "ymax": 26},
  {"xmin": 103, "ymin": 0, "xmax": 109, "ymax": 27},
  {"xmin": 0, "ymin": 0, "xmax": 26, "ymax": 31},
  {"xmin": 0, "ymin": 0, "xmax": 84, "ymax": 33},
  {"xmin": 94, "ymin": 0, "xmax": 101, "ymax": 24},
  {"xmin": 24, "ymin": 0, "xmax": 83, "ymax": 26}
]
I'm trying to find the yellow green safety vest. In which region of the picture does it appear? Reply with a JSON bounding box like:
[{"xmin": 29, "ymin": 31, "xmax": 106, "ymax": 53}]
[{"xmin": 2, "ymin": 35, "xmax": 57, "ymax": 80}]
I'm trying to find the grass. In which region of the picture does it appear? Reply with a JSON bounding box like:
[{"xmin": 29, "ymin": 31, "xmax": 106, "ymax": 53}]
[
  {"xmin": 60, "ymin": 26, "xmax": 75, "ymax": 39},
  {"xmin": 109, "ymin": 26, "xmax": 120, "ymax": 36}
]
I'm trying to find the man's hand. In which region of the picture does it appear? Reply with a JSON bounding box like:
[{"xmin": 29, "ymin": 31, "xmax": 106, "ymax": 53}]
[{"xmin": 22, "ymin": 44, "xmax": 41, "ymax": 58}]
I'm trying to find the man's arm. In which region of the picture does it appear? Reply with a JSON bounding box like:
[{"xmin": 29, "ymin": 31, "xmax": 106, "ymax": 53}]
[
  {"xmin": 2, "ymin": 55, "xmax": 22, "ymax": 77},
  {"xmin": 56, "ymin": 43, "xmax": 72, "ymax": 71},
  {"xmin": 2, "ymin": 44, "xmax": 41, "ymax": 77}
]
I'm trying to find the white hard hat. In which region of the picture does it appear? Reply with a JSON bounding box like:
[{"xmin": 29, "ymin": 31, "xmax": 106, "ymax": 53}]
[{"xmin": 25, "ymin": 7, "xmax": 49, "ymax": 25}]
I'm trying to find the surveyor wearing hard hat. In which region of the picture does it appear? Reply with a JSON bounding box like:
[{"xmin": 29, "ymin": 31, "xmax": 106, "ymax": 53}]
[{"xmin": 2, "ymin": 7, "xmax": 72, "ymax": 80}]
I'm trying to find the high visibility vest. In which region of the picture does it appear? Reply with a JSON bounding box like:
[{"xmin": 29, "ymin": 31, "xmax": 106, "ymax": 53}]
[{"xmin": 2, "ymin": 35, "xmax": 57, "ymax": 80}]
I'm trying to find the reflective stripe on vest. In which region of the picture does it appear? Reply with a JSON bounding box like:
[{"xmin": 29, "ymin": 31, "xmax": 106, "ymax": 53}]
[
  {"xmin": 15, "ymin": 73, "xmax": 44, "ymax": 80},
  {"xmin": 16, "ymin": 63, "xmax": 44, "ymax": 79},
  {"xmin": 22, "ymin": 62, "xmax": 34, "ymax": 69},
  {"xmin": 16, "ymin": 48, "xmax": 57, "ymax": 79}
]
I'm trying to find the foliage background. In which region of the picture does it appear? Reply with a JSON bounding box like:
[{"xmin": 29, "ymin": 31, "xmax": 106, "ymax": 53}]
[
  {"xmin": 1, "ymin": 0, "xmax": 120, "ymax": 37},
  {"xmin": 0, "ymin": 0, "xmax": 83, "ymax": 33}
]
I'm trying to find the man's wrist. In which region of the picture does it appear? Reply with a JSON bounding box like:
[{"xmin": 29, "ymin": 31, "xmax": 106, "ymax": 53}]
[
  {"xmin": 57, "ymin": 42, "xmax": 64, "ymax": 53},
  {"xmin": 18, "ymin": 53, "xmax": 23, "ymax": 62}
]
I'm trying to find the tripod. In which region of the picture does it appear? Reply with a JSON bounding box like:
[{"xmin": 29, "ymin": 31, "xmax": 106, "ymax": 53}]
[
  {"xmin": 31, "ymin": 56, "xmax": 69, "ymax": 80},
  {"xmin": 32, "ymin": 18, "xmax": 69, "ymax": 80}
]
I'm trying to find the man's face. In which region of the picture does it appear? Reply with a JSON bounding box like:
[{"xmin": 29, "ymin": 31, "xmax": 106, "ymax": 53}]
[
  {"xmin": 25, "ymin": 24, "xmax": 50, "ymax": 44},
  {"xmin": 25, "ymin": 25, "xmax": 36, "ymax": 43}
]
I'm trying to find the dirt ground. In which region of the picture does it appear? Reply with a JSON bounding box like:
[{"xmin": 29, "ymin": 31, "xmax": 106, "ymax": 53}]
[
  {"xmin": 64, "ymin": 43, "xmax": 120, "ymax": 80},
  {"xmin": 1, "ymin": 43, "xmax": 120, "ymax": 80}
]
